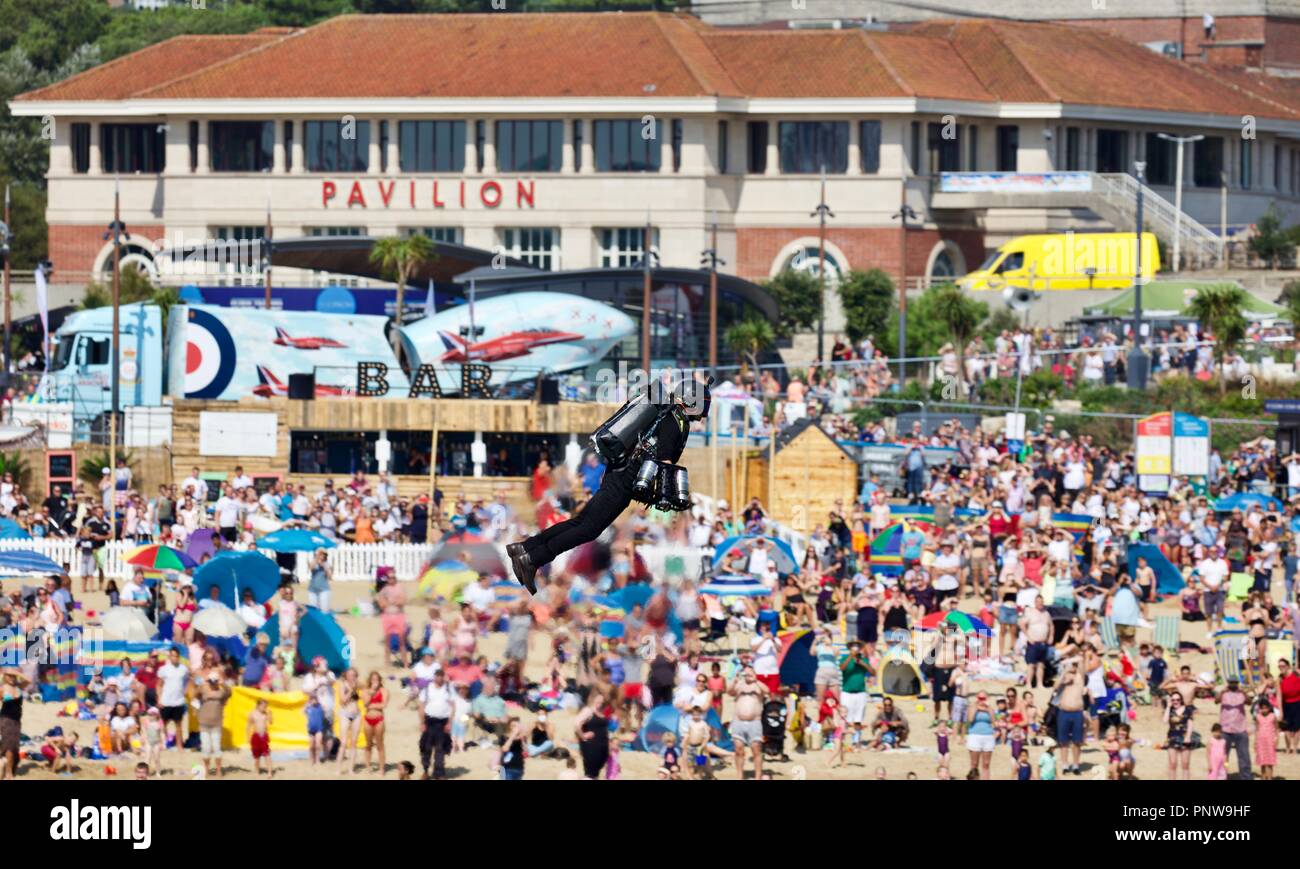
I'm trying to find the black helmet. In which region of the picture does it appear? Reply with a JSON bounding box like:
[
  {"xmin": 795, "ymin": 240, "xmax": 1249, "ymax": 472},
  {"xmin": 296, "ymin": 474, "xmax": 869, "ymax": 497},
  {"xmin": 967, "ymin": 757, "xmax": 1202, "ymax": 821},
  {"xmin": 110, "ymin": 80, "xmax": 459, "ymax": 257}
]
[{"xmin": 672, "ymin": 376, "xmax": 712, "ymax": 421}]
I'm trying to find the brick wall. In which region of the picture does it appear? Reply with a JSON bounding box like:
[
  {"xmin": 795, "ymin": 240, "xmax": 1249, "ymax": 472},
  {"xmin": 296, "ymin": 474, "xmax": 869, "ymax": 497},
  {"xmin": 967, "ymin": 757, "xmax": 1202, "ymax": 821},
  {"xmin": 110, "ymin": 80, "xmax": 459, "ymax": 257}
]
[
  {"xmin": 736, "ymin": 226, "xmax": 987, "ymax": 287},
  {"xmin": 48, "ymin": 223, "xmax": 165, "ymax": 277},
  {"xmin": 1053, "ymin": 15, "xmax": 1269, "ymax": 62}
]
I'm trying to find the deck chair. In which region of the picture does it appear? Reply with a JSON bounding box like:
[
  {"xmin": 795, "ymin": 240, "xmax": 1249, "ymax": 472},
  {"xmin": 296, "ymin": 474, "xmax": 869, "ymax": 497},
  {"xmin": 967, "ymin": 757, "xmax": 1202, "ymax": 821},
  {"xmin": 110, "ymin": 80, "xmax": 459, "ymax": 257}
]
[
  {"xmin": 1098, "ymin": 616, "xmax": 1121, "ymax": 651},
  {"xmin": 1214, "ymin": 637, "xmax": 1244, "ymax": 686},
  {"xmin": 1154, "ymin": 615, "xmax": 1180, "ymax": 657}
]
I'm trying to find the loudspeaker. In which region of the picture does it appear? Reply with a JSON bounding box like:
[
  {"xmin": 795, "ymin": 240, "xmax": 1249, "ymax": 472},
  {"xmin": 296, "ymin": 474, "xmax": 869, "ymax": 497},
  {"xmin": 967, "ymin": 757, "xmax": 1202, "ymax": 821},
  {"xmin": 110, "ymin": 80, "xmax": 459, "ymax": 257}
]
[
  {"xmin": 538, "ymin": 377, "xmax": 560, "ymax": 405},
  {"xmin": 287, "ymin": 373, "xmax": 315, "ymax": 400}
]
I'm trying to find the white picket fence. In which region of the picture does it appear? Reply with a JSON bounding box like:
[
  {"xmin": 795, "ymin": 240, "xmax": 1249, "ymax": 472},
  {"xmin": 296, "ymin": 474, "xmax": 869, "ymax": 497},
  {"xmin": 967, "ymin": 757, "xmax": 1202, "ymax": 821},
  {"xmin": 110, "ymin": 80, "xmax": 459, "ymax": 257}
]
[{"xmin": 0, "ymin": 539, "xmax": 438, "ymax": 583}]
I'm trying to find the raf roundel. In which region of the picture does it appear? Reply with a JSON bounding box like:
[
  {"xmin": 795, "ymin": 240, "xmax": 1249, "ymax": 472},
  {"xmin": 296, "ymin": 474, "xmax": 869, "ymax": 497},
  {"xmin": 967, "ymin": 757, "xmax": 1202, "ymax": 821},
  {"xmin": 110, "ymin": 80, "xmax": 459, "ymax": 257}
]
[{"xmin": 184, "ymin": 308, "xmax": 237, "ymax": 399}]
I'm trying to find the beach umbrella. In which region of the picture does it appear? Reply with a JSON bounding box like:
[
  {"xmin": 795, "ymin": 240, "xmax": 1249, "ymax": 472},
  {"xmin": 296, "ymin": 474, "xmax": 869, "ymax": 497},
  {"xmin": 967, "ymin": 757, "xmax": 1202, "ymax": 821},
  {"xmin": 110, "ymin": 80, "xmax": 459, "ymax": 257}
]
[
  {"xmin": 100, "ymin": 607, "xmax": 157, "ymax": 642},
  {"xmin": 0, "ymin": 519, "xmax": 30, "ymax": 540},
  {"xmin": 186, "ymin": 528, "xmax": 217, "ymax": 564},
  {"xmin": 192, "ymin": 551, "xmax": 281, "ymax": 608},
  {"xmin": 1213, "ymin": 492, "xmax": 1283, "ymax": 513},
  {"xmin": 919, "ymin": 609, "xmax": 993, "ymax": 636},
  {"xmin": 698, "ymin": 574, "xmax": 770, "ymax": 598},
  {"xmin": 417, "ymin": 559, "xmax": 478, "ymax": 599},
  {"xmin": 192, "ymin": 603, "xmax": 249, "ymax": 639},
  {"xmin": 250, "ymin": 513, "xmax": 283, "ymax": 534},
  {"xmin": 0, "ymin": 549, "xmax": 62, "ymax": 575},
  {"xmin": 256, "ymin": 528, "xmax": 336, "ymax": 553},
  {"xmin": 710, "ymin": 535, "xmax": 799, "ymax": 574},
  {"xmin": 428, "ymin": 538, "xmax": 506, "ymax": 576},
  {"xmin": 262, "ymin": 608, "xmax": 350, "ymax": 673},
  {"xmin": 126, "ymin": 543, "xmax": 198, "ymax": 573},
  {"xmin": 867, "ymin": 524, "xmax": 907, "ymax": 575}
]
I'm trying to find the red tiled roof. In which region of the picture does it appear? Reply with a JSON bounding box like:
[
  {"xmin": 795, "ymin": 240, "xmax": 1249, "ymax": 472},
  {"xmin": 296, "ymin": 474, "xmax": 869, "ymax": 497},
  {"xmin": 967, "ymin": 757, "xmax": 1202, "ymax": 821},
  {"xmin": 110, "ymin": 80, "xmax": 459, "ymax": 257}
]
[
  {"xmin": 14, "ymin": 33, "xmax": 286, "ymax": 102},
  {"xmin": 13, "ymin": 12, "xmax": 1300, "ymax": 122}
]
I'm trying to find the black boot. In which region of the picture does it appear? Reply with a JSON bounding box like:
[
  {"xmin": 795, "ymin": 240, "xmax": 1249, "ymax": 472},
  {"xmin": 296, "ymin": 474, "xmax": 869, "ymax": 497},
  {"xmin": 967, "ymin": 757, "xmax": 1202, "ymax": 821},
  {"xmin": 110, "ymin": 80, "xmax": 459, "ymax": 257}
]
[
  {"xmin": 510, "ymin": 547, "xmax": 538, "ymax": 594},
  {"xmin": 506, "ymin": 542, "xmax": 525, "ymax": 559}
]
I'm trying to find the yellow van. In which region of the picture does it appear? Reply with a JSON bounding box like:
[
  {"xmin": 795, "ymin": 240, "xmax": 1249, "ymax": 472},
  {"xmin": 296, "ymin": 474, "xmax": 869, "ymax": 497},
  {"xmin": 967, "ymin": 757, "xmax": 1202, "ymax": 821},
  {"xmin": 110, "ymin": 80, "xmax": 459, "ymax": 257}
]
[{"xmin": 959, "ymin": 231, "xmax": 1160, "ymax": 292}]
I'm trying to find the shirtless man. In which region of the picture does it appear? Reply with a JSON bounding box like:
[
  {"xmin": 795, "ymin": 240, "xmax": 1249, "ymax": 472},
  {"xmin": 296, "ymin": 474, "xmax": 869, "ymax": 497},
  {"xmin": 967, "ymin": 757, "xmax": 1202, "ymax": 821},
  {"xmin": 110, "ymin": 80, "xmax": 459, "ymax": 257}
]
[
  {"xmin": 729, "ymin": 665, "xmax": 769, "ymax": 780},
  {"xmin": 1020, "ymin": 595, "xmax": 1055, "ymax": 689},
  {"xmin": 1055, "ymin": 661, "xmax": 1086, "ymax": 775},
  {"xmin": 1164, "ymin": 665, "xmax": 1200, "ymax": 711},
  {"xmin": 930, "ymin": 623, "xmax": 960, "ymax": 725}
]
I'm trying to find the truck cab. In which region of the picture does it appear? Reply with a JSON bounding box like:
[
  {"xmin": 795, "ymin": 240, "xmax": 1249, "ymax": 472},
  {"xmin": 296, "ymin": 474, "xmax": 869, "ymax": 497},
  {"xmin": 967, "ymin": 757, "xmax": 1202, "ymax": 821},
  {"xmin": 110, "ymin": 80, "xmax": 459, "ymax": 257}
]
[{"xmin": 43, "ymin": 304, "xmax": 164, "ymax": 440}]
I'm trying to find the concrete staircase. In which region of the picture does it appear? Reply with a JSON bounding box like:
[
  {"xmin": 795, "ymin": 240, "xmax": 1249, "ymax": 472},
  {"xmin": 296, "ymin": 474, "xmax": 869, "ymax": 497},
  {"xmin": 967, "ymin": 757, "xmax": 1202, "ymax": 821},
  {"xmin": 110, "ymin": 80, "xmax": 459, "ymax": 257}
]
[{"xmin": 1092, "ymin": 173, "xmax": 1222, "ymax": 270}]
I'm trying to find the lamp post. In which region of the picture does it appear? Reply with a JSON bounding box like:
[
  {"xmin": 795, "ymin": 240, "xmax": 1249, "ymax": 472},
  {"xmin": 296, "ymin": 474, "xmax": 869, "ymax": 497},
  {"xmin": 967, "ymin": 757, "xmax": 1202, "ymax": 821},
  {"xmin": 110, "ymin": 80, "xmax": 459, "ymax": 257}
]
[
  {"xmin": 1126, "ymin": 161, "xmax": 1149, "ymax": 391},
  {"xmin": 891, "ymin": 201, "xmax": 919, "ymax": 387},
  {"xmin": 1, "ymin": 185, "xmax": 10, "ymax": 380},
  {"xmin": 700, "ymin": 211, "xmax": 724, "ymax": 380},
  {"xmin": 1156, "ymin": 132, "xmax": 1203, "ymax": 272},
  {"xmin": 810, "ymin": 166, "xmax": 834, "ymax": 362},
  {"xmin": 104, "ymin": 179, "xmax": 130, "ymax": 538},
  {"xmin": 639, "ymin": 212, "xmax": 660, "ymax": 381}
]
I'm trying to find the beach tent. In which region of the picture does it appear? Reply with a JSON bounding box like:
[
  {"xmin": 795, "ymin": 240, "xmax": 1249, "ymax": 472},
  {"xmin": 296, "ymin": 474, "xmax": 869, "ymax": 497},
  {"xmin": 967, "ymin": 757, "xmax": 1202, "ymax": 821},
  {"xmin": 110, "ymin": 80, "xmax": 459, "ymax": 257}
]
[
  {"xmin": 1228, "ymin": 572, "xmax": 1254, "ymax": 602},
  {"xmin": 877, "ymin": 645, "xmax": 927, "ymax": 699},
  {"xmin": 698, "ymin": 574, "xmax": 769, "ymax": 597},
  {"xmin": 1085, "ymin": 281, "xmax": 1288, "ymax": 321},
  {"xmin": 634, "ymin": 703, "xmax": 732, "ymax": 754},
  {"xmin": 777, "ymin": 629, "xmax": 817, "ymax": 690},
  {"xmin": 220, "ymin": 685, "xmax": 365, "ymax": 751},
  {"xmin": 868, "ymin": 522, "xmax": 935, "ymax": 576},
  {"xmin": 1126, "ymin": 543, "xmax": 1184, "ymax": 595},
  {"xmin": 711, "ymin": 535, "xmax": 799, "ymax": 575},
  {"xmin": 262, "ymin": 607, "xmax": 351, "ymax": 673}
]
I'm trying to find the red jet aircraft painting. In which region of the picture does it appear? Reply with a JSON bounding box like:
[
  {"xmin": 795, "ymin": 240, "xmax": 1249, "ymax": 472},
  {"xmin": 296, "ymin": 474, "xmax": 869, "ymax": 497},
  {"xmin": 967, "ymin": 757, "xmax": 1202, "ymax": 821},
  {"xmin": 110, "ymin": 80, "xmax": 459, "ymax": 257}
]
[
  {"xmin": 272, "ymin": 327, "xmax": 348, "ymax": 350},
  {"xmin": 252, "ymin": 366, "xmax": 352, "ymax": 398},
  {"xmin": 437, "ymin": 328, "xmax": 584, "ymax": 363}
]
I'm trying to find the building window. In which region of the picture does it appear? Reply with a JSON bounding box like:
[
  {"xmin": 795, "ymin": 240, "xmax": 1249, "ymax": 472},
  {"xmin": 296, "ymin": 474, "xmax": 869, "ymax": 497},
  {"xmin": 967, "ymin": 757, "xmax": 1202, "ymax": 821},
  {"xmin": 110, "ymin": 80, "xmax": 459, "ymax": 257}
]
[
  {"xmin": 967, "ymin": 125, "xmax": 978, "ymax": 171},
  {"xmin": 500, "ymin": 227, "xmax": 560, "ymax": 271},
  {"xmin": 747, "ymin": 121, "xmax": 768, "ymax": 174},
  {"xmin": 573, "ymin": 120, "xmax": 583, "ymax": 172},
  {"xmin": 495, "ymin": 120, "xmax": 562, "ymax": 172},
  {"xmin": 100, "ymin": 123, "xmax": 165, "ymax": 174},
  {"xmin": 475, "ymin": 121, "xmax": 486, "ymax": 172},
  {"xmin": 1240, "ymin": 140, "xmax": 1252, "ymax": 190},
  {"xmin": 306, "ymin": 226, "xmax": 365, "ymax": 237},
  {"xmin": 405, "ymin": 226, "xmax": 462, "ymax": 244},
  {"xmin": 209, "ymin": 121, "xmax": 273, "ymax": 172},
  {"xmin": 859, "ymin": 120, "xmax": 881, "ymax": 174},
  {"xmin": 71, "ymin": 123, "xmax": 91, "ymax": 174},
  {"xmin": 593, "ymin": 119, "xmax": 661, "ymax": 172},
  {"xmin": 1274, "ymin": 144, "xmax": 1281, "ymax": 190},
  {"xmin": 778, "ymin": 121, "xmax": 848, "ymax": 174},
  {"xmin": 188, "ymin": 121, "xmax": 199, "ymax": 173},
  {"xmin": 671, "ymin": 119, "xmax": 683, "ymax": 172},
  {"xmin": 1144, "ymin": 133, "xmax": 1175, "ymax": 186},
  {"xmin": 995, "ymin": 125, "xmax": 1019, "ymax": 172},
  {"xmin": 378, "ymin": 121, "xmax": 388, "ymax": 173},
  {"xmin": 1096, "ymin": 129, "xmax": 1127, "ymax": 174},
  {"xmin": 283, "ymin": 121, "xmax": 293, "ymax": 172},
  {"xmin": 304, "ymin": 120, "xmax": 369, "ymax": 173},
  {"xmin": 927, "ymin": 121, "xmax": 961, "ymax": 173},
  {"xmin": 398, "ymin": 120, "xmax": 465, "ymax": 173},
  {"xmin": 909, "ymin": 121, "xmax": 921, "ymax": 174},
  {"xmin": 1064, "ymin": 127, "xmax": 1081, "ymax": 171},
  {"xmin": 784, "ymin": 246, "xmax": 843, "ymax": 286},
  {"xmin": 717, "ymin": 120, "xmax": 729, "ymax": 174},
  {"xmin": 212, "ymin": 226, "xmax": 266, "ymax": 274},
  {"xmin": 598, "ymin": 227, "xmax": 658, "ymax": 268}
]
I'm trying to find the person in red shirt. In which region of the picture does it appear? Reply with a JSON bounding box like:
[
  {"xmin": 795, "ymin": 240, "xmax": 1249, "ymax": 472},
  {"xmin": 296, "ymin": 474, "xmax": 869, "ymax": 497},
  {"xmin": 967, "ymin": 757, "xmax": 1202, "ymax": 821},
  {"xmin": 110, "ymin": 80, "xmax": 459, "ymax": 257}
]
[
  {"xmin": 135, "ymin": 650, "xmax": 161, "ymax": 709},
  {"xmin": 1278, "ymin": 658, "xmax": 1300, "ymax": 754}
]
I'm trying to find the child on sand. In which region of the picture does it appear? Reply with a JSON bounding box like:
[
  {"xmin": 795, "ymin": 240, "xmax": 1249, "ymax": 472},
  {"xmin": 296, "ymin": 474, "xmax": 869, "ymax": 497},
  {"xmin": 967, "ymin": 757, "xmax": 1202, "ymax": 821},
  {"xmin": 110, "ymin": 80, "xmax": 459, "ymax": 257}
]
[
  {"xmin": 141, "ymin": 707, "xmax": 163, "ymax": 775},
  {"xmin": 305, "ymin": 694, "xmax": 325, "ymax": 765},
  {"xmin": 683, "ymin": 706, "xmax": 729, "ymax": 779},
  {"xmin": 1103, "ymin": 727, "xmax": 1121, "ymax": 780},
  {"xmin": 1117, "ymin": 724, "xmax": 1136, "ymax": 779},
  {"xmin": 1254, "ymin": 700, "xmax": 1277, "ymax": 780},
  {"xmin": 450, "ymin": 683, "xmax": 472, "ymax": 753},
  {"xmin": 1015, "ymin": 749, "xmax": 1032, "ymax": 781},
  {"xmin": 657, "ymin": 732, "xmax": 681, "ymax": 780},
  {"xmin": 248, "ymin": 698, "xmax": 273, "ymax": 778},
  {"xmin": 935, "ymin": 720, "xmax": 951, "ymax": 773},
  {"xmin": 1207, "ymin": 724, "xmax": 1227, "ymax": 780},
  {"xmin": 1037, "ymin": 744, "xmax": 1056, "ymax": 781}
]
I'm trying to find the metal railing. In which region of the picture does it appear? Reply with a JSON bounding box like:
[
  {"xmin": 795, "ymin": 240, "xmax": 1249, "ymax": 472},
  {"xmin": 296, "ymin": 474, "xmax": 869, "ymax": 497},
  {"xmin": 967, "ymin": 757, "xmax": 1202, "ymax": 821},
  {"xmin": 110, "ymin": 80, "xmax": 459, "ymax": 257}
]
[{"xmin": 1095, "ymin": 172, "xmax": 1222, "ymax": 268}]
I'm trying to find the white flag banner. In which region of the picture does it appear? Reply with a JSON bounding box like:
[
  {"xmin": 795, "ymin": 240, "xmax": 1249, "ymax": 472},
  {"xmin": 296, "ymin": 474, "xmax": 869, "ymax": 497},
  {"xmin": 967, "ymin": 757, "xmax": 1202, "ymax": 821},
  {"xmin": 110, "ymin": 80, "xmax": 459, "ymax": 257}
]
[{"xmin": 424, "ymin": 278, "xmax": 435, "ymax": 315}]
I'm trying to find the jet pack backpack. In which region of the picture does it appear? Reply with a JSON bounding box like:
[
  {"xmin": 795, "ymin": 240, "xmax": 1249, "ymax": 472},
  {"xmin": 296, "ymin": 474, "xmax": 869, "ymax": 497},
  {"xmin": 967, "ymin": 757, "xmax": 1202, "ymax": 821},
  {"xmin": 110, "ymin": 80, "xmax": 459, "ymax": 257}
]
[{"xmin": 589, "ymin": 397, "xmax": 660, "ymax": 470}]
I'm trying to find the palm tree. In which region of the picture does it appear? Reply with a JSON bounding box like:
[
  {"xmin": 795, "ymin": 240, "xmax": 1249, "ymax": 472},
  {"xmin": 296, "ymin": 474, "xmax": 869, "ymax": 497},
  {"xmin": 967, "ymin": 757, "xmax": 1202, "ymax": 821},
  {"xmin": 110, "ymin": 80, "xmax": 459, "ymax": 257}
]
[
  {"xmin": 369, "ymin": 234, "xmax": 435, "ymax": 364},
  {"xmin": 724, "ymin": 318, "xmax": 775, "ymax": 381},
  {"xmin": 929, "ymin": 283, "xmax": 984, "ymax": 392},
  {"xmin": 1185, "ymin": 282, "xmax": 1248, "ymax": 395}
]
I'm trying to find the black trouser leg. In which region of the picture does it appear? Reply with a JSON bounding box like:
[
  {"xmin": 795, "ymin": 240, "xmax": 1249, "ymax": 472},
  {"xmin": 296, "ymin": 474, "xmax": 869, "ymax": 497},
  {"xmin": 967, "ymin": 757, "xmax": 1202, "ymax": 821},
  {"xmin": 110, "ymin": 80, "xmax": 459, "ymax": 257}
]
[
  {"xmin": 422, "ymin": 716, "xmax": 449, "ymax": 778},
  {"xmin": 524, "ymin": 473, "xmax": 634, "ymax": 566}
]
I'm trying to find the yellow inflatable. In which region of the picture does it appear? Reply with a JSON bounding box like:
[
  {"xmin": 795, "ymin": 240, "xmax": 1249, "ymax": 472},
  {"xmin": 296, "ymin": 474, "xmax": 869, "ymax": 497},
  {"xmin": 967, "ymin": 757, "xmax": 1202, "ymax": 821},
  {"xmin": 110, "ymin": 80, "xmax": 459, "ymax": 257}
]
[{"xmin": 219, "ymin": 685, "xmax": 368, "ymax": 751}]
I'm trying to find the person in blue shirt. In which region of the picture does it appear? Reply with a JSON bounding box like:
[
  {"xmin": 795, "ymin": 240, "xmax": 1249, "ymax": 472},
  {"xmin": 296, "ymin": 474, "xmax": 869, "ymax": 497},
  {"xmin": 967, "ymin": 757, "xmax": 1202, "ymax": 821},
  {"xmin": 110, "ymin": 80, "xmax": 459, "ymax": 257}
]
[
  {"xmin": 901, "ymin": 527, "xmax": 926, "ymax": 567},
  {"xmin": 242, "ymin": 635, "xmax": 271, "ymax": 687},
  {"xmin": 580, "ymin": 453, "xmax": 605, "ymax": 495},
  {"xmin": 902, "ymin": 446, "xmax": 926, "ymax": 504}
]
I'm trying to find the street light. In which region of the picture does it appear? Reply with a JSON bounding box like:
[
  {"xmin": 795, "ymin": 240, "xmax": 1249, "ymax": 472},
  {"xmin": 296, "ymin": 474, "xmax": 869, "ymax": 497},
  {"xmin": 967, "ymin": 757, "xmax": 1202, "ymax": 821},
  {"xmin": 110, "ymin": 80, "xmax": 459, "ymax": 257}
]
[
  {"xmin": 1156, "ymin": 133, "xmax": 1204, "ymax": 272},
  {"xmin": 1126, "ymin": 161, "xmax": 1149, "ymax": 391},
  {"xmin": 891, "ymin": 201, "xmax": 919, "ymax": 387}
]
